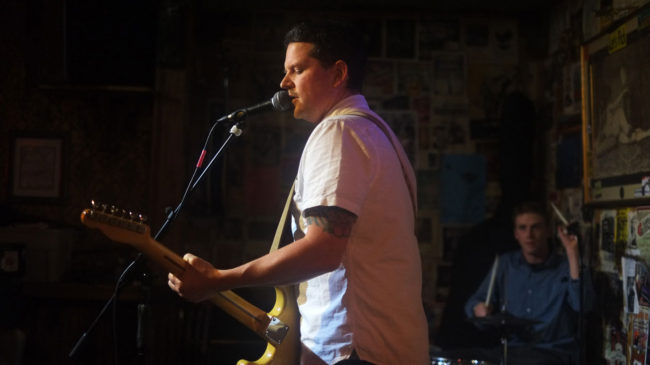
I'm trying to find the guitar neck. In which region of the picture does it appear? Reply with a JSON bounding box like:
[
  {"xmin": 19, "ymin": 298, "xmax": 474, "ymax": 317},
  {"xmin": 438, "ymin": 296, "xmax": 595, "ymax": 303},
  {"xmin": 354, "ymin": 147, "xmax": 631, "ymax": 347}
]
[
  {"xmin": 140, "ymin": 236, "xmax": 272, "ymax": 339},
  {"xmin": 80, "ymin": 209, "xmax": 272, "ymax": 340}
]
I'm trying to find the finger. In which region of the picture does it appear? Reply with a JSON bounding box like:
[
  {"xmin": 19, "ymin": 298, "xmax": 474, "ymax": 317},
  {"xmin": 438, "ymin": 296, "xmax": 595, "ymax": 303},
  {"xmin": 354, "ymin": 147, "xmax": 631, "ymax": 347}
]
[
  {"xmin": 184, "ymin": 254, "xmax": 213, "ymax": 274},
  {"xmin": 168, "ymin": 272, "xmax": 182, "ymax": 283}
]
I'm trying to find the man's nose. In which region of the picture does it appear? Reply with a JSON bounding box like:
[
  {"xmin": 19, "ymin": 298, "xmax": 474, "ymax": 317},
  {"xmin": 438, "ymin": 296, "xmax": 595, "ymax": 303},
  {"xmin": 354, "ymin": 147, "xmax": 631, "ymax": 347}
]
[{"xmin": 280, "ymin": 74, "xmax": 291, "ymax": 89}]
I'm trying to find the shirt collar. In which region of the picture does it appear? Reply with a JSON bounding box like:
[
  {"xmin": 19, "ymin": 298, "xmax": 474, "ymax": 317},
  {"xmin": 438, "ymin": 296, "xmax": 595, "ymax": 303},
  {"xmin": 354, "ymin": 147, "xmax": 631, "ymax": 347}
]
[
  {"xmin": 323, "ymin": 94, "xmax": 368, "ymax": 120},
  {"xmin": 516, "ymin": 249, "xmax": 561, "ymax": 269}
]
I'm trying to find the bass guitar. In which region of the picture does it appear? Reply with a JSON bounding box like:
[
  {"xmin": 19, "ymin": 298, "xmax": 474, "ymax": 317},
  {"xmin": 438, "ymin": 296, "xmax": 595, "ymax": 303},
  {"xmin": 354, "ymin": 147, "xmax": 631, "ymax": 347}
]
[{"xmin": 80, "ymin": 203, "xmax": 299, "ymax": 365}]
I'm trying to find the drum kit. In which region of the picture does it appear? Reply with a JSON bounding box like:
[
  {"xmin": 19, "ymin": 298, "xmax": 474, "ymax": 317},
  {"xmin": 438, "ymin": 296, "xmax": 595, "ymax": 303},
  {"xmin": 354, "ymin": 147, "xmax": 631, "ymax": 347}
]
[{"xmin": 431, "ymin": 312, "xmax": 540, "ymax": 365}]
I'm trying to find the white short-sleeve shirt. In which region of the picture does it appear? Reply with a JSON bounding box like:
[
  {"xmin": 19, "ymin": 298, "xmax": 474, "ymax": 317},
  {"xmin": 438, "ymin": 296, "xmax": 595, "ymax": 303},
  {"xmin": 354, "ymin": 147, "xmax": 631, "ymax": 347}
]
[{"xmin": 292, "ymin": 95, "xmax": 429, "ymax": 365}]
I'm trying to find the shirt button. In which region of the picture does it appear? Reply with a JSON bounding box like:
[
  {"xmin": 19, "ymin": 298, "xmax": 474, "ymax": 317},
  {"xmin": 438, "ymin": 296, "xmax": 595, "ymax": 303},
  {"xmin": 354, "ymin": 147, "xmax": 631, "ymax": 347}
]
[
  {"xmin": 526, "ymin": 308, "xmax": 531, "ymax": 313},
  {"xmin": 527, "ymin": 289, "xmax": 532, "ymax": 294}
]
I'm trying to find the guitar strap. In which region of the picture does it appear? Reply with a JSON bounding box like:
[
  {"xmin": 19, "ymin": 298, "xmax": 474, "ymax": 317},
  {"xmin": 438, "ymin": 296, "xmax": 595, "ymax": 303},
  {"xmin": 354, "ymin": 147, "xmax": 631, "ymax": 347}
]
[
  {"xmin": 330, "ymin": 108, "xmax": 417, "ymax": 215},
  {"xmin": 271, "ymin": 183, "xmax": 295, "ymax": 253}
]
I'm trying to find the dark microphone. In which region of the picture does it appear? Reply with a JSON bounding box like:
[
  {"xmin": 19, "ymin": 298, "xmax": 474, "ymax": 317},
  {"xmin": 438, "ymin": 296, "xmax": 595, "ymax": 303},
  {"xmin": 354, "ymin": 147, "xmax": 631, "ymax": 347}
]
[{"xmin": 223, "ymin": 90, "xmax": 292, "ymax": 122}]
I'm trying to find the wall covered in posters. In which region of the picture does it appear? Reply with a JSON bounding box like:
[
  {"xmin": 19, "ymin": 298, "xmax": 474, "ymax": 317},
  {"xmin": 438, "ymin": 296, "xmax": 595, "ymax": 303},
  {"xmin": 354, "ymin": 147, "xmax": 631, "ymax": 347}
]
[{"xmin": 579, "ymin": 5, "xmax": 650, "ymax": 363}]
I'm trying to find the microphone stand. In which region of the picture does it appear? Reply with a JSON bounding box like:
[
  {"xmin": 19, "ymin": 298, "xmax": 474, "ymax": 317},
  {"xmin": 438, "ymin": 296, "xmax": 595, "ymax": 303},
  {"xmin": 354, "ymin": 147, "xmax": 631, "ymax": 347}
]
[{"xmin": 69, "ymin": 112, "xmax": 253, "ymax": 363}]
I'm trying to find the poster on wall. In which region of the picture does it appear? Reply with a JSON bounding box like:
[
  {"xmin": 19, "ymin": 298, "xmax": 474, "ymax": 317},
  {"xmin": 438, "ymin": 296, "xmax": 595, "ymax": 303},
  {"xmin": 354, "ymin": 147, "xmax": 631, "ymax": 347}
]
[
  {"xmin": 581, "ymin": 7, "xmax": 650, "ymax": 203},
  {"xmin": 623, "ymin": 257, "xmax": 640, "ymax": 314},
  {"xmin": 364, "ymin": 60, "xmax": 395, "ymax": 97},
  {"xmin": 440, "ymin": 154, "xmax": 486, "ymax": 224},
  {"xmin": 562, "ymin": 61, "xmax": 582, "ymax": 116},
  {"xmin": 600, "ymin": 210, "xmax": 618, "ymax": 273},
  {"xmin": 10, "ymin": 135, "xmax": 64, "ymax": 200},
  {"xmin": 385, "ymin": 18, "xmax": 416, "ymax": 59},
  {"xmin": 417, "ymin": 17, "xmax": 460, "ymax": 60},
  {"xmin": 432, "ymin": 52, "xmax": 465, "ymax": 97},
  {"xmin": 490, "ymin": 20, "xmax": 518, "ymax": 64},
  {"xmin": 397, "ymin": 61, "xmax": 432, "ymax": 97},
  {"xmin": 628, "ymin": 208, "xmax": 641, "ymax": 255},
  {"xmin": 604, "ymin": 321, "xmax": 627, "ymax": 364},
  {"xmin": 637, "ymin": 207, "xmax": 650, "ymax": 262},
  {"xmin": 379, "ymin": 110, "xmax": 417, "ymax": 165},
  {"xmin": 627, "ymin": 308, "xmax": 649, "ymax": 364}
]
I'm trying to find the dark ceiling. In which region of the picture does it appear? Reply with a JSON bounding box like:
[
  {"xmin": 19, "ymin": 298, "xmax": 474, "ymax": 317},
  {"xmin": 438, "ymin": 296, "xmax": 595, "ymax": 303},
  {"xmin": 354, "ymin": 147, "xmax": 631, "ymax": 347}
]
[
  {"xmin": 349, "ymin": 0, "xmax": 561, "ymax": 12},
  {"xmin": 200, "ymin": 0, "xmax": 564, "ymax": 14}
]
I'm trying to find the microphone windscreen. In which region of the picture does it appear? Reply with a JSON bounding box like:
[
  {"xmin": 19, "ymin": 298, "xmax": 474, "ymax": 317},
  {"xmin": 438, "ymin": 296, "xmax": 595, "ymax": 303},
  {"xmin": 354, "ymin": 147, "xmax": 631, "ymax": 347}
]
[{"xmin": 271, "ymin": 90, "xmax": 293, "ymax": 111}]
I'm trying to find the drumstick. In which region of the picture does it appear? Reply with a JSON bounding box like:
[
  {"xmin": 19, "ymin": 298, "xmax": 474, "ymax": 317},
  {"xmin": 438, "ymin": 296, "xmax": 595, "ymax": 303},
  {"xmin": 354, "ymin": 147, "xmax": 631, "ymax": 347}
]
[
  {"xmin": 485, "ymin": 255, "xmax": 499, "ymax": 307},
  {"xmin": 551, "ymin": 201, "xmax": 577, "ymax": 236},
  {"xmin": 551, "ymin": 202, "xmax": 569, "ymax": 226}
]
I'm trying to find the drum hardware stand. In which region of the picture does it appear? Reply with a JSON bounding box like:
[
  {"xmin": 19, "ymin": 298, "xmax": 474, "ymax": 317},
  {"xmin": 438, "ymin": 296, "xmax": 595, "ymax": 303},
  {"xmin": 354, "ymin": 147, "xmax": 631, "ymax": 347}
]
[
  {"xmin": 470, "ymin": 312, "xmax": 540, "ymax": 365},
  {"xmin": 500, "ymin": 333, "xmax": 508, "ymax": 365}
]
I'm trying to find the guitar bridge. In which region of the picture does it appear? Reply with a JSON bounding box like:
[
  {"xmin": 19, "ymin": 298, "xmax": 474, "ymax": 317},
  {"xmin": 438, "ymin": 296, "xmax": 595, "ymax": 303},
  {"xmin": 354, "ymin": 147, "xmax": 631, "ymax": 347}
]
[{"xmin": 265, "ymin": 316, "xmax": 289, "ymax": 345}]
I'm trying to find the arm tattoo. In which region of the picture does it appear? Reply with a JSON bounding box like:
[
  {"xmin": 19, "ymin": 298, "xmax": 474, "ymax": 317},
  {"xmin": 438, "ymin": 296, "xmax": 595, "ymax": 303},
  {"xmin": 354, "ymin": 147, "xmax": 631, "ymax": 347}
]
[{"xmin": 304, "ymin": 206, "xmax": 357, "ymax": 238}]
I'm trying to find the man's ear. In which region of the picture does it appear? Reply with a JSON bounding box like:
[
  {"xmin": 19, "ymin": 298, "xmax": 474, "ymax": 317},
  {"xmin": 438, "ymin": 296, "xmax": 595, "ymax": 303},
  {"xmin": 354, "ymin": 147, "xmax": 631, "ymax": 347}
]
[{"xmin": 332, "ymin": 60, "xmax": 349, "ymax": 88}]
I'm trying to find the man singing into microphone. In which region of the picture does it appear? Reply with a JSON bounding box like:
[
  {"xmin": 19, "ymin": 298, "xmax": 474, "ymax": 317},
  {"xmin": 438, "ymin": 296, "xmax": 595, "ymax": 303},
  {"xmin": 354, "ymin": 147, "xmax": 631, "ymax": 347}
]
[{"xmin": 168, "ymin": 20, "xmax": 429, "ymax": 365}]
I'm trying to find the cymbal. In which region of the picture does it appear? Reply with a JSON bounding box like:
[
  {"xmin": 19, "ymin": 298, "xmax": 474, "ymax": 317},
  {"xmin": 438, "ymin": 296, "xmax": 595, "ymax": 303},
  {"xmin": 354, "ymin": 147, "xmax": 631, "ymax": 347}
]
[{"xmin": 468, "ymin": 312, "xmax": 540, "ymax": 328}]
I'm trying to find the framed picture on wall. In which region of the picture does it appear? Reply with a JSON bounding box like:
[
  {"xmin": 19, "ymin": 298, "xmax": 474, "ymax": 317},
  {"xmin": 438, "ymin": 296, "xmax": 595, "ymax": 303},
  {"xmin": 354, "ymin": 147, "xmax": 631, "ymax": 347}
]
[
  {"xmin": 581, "ymin": 5, "xmax": 650, "ymax": 204},
  {"xmin": 10, "ymin": 134, "xmax": 65, "ymax": 200}
]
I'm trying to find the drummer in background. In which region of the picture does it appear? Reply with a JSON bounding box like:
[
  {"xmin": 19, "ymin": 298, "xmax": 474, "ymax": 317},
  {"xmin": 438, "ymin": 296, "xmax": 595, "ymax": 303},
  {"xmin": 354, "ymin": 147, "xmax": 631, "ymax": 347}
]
[{"xmin": 465, "ymin": 201, "xmax": 594, "ymax": 365}]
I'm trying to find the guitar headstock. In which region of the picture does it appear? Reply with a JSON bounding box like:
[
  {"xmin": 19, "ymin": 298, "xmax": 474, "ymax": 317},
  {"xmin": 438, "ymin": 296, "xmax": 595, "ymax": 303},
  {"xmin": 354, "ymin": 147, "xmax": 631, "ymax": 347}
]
[{"xmin": 80, "ymin": 201, "xmax": 151, "ymax": 249}]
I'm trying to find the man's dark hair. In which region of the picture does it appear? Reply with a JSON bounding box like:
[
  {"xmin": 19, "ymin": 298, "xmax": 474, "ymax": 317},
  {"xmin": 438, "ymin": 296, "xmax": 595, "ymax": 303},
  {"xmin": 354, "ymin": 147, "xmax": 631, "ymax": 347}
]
[
  {"xmin": 512, "ymin": 201, "xmax": 549, "ymax": 225},
  {"xmin": 284, "ymin": 19, "xmax": 367, "ymax": 92}
]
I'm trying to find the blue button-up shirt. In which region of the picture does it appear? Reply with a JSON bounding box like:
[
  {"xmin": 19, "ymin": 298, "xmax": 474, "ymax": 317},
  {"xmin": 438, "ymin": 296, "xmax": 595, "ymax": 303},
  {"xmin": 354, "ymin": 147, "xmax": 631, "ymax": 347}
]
[{"xmin": 465, "ymin": 249, "xmax": 594, "ymax": 352}]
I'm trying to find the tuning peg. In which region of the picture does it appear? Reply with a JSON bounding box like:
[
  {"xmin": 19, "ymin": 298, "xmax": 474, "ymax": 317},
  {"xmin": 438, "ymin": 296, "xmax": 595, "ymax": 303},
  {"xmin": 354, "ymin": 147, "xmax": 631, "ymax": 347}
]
[
  {"xmin": 100, "ymin": 203, "xmax": 108, "ymax": 212},
  {"xmin": 137, "ymin": 213, "xmax": 148, "ymax": 223},
  {"xmin": 90, "ymin": 200, "xmax": 98, "ymax": 210}
]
